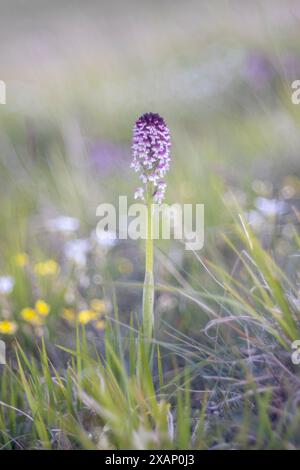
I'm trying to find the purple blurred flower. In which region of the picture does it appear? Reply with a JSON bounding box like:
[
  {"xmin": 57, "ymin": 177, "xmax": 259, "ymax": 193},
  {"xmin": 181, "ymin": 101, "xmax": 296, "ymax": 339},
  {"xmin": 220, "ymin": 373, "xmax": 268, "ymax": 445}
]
[
  {"xmin": 131, "ymin": 113, "xmax": 171, "ymax": 204},
  {"xmin": 89, "ymin": 140, "xmax": 129, "ymax": 173},
  {"xmin": 243, "ymin": 52, "xmax": 274, "ymax": 88}
]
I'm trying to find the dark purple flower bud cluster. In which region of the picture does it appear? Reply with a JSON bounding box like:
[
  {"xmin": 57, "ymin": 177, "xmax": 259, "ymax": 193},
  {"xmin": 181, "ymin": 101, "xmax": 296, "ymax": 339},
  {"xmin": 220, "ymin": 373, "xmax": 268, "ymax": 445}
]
[{"xmin": 131, "ymin": 113, "xmax": 171, "ymax": 204}]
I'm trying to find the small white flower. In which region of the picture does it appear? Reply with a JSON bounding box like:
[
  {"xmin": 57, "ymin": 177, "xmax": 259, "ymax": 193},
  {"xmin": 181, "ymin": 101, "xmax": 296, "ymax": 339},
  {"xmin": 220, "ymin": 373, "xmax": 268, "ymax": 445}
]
[
  {"xmin": 134, "ymin": 187, "xmax": 145, "ymax": 201},
  {"xmin": 255, "ymin": 197, "xmax": 286, "ymax": 217},
  {"xmin": 65, "ymin": 239, "xmax": 91, "ymax": 266},
  {"xmin": 0, "ymin": 276, "xmax": 15, "ymax": 295},
  {"xmin": 246, "ymin": 209, "xmax": 264, "ymax": 229},
  {"xmin": 46, "ymin": 216, "xmax": 80, "ymax": 233},
  {"xmin": 95, "ymin": 229, "xmax": 117, "ymax": 247}
]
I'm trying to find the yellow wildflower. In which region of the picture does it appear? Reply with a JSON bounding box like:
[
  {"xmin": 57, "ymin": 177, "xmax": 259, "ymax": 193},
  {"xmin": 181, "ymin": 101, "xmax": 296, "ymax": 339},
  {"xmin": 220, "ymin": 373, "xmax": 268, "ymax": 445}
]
[
  {"xmin": 90, "ymin": 298, "xmax": 106, "ymax": 314},
  {"xmin": 78, "ymin": 309, "xmax": 97, "ymax": 325},
  {"xmin": 117, "ymin": 257, "xmax": 134, "ymax": 275},
  {"xmin": 0, "ymin": 320, "xmax": 18, "ymax": 335},
  {"xmin": 34, "ymin": 259, "xmax": 59, "ymax": 276},
  {"xmin": 95, "ymin": 319, "xmax": 106, "ymax": 330},
  {"xmin": 21, "ymin": 308, "xmax": 44, "ymax": 326},
  {"xmin": 14, "ymin": 252, "xmax": 29, "ymax": 267},
  {"xmin": 62, "ymin": 308, "xmax": 76, "ymax": 323},
  {"xmin": 35, "ymin": 299, "xmax": 50, "ymax": 317}
]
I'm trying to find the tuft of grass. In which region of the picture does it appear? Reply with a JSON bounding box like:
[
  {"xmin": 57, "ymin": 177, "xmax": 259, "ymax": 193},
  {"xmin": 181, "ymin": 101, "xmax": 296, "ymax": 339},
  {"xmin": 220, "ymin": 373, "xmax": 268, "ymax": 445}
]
[{"xmin": 1, "ymin": 209, "xmax": 300, "ymax": 449}]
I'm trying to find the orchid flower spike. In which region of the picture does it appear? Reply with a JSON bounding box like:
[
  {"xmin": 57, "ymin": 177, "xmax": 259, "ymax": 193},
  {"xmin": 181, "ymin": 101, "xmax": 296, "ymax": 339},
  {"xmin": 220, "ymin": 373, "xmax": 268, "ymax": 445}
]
[{"xmin": 131, "ymin": 112, "xmax": 171, "ymax": 204}]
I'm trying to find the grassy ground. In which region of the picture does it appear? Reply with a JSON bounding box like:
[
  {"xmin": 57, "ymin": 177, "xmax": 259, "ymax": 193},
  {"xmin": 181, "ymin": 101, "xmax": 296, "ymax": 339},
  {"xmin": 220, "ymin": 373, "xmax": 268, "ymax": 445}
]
[{"xmin": 1, "ymin": 0, "xmax": 300, "ymax": 449}]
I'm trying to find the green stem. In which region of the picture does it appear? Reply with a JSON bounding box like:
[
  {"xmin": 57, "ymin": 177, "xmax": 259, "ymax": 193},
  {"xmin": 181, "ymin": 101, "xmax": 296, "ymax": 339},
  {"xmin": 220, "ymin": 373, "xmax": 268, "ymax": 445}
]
[
  {"xmin": 146, "ymin": 188, "xmax": 153, "ymax": 273},
  {"xmin": 142, "ymin": 185, "xmax": 154, "ymax": 341}
]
